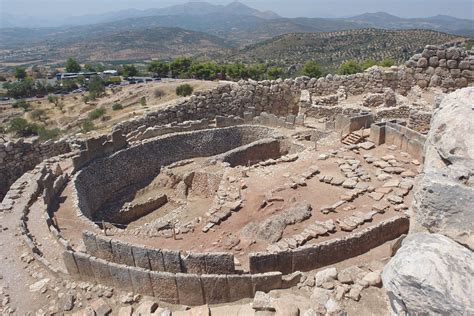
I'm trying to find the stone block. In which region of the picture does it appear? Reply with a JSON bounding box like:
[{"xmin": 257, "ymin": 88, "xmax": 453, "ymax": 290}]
[
  {"xmin": 95, "ymin": 235, "xmax": 114, "ymax": 261},
  {"xmin": 149, "ymin": 271, "xmax": 179, "ymax": 304},
  {"xmin": 89, "ymin": 257, "xmax": 114, "ymax": 287},
  {"xmin": 63, "ymin": 250, "xmax": 79, "ymax": 277},
  {"xmin": 73, "ymin": 252, "xmax": 95, "ymax": 281},
  {"xmin": 201, "ymin": 274, "xmax": 230, "ymax": 304},
  {"xmin": 148, "ymin": 248, "xmax": 166, "ymax": 272},
  {"xmin": 292, "ymin": 246, "xmax": 319, "ymax": 272},
  {"xmin": 182, "ymin": 252, "xmax": 207, "ymax": 274},
  {"xmin": 175, "ymin": 273, "xmax": 205, "ymax": 306},
  {"xmin": 204, "ymin": 252, "xmax": 235, "ymax": 274},
  {"xmin": 249, "ymin": 252, "xmax": 275, "ymax": 274},
  {"xmin": 129, "ymin": 267, "xmax": 154, "ymax": 297},
  {"xmin": 82, "ymin": 231, "xmax": 99, "ymax": 257},
  {"xmin": 252, "ymin": 272, "xmax": 282, "ymax": 293},
  {"xmin": 162, "ymin": 249, "xmax": 182, "ymax": 273},
  {"xmin": 131, "ymin": 245, "xmax": 151, "ymax": 270},
  {"xmin": 111, "ymin": 240, "xmax": 135, "ymax": 266},
  {"xmin": 227, "ymin": 274, "xmax": 254, "ymax": 302},
  {"xmin": 108, "ymin": 262, "xmax": 133, "ymax": 292}
]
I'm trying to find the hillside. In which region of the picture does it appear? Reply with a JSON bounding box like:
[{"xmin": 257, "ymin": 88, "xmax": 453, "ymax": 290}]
[
  {"xmin": 340, "ymin": 12, "xmax": 474, "ymax": 37},
  {"xmin": 0, "ymin": 27, "xmax": 233, "ymax": 63},
  {"xmin": 227, "ymin": 29, "xmax": 465, "ymax": 70}
]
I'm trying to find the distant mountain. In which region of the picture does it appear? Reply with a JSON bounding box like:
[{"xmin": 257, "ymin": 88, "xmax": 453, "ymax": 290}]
[
  {"xmin": 227, "ymin": 28, "xmax": 465, "ymax": 70},
  {"xmin": 339, "ymin": 12, "xmax": 474, "ymax": 37},
  {"xmin": 1, "ymin": 1, "xmax": 281, "ymax": 28}
]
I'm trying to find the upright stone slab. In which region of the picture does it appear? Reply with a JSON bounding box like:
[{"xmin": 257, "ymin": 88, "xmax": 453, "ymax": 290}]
[
  {"xmin": 108, "ymin": 262, "xmax": 133, "ymax": 292},
  {"xmin": 95, "ymin": 235, "xmax": 114, "ymax": 261},
  {"xmin": 292, "ymin": 246, "xmax": 319, "ymax": 272},
  {"xmin": 82, "ymin": 231, "xmax": 99, "ymax": 257},
  {"xmin": 182, "ymin": 253, "xmax": 206, "ymax": 274},
  {"xmin": 111, "ymin": 240, "xmax": 135, "ymax": 267},
  {"xmin": 204, "ymin": 252, "xmax": 235, "ymax": 274},
  {"xmin": 227, "ymin": 274, "xmax": 254, "ymax": 302},
  {"xmin": 201, "ymin": 274, "xmax": 230, "ymax": 304},
  {"xmin": 249, "ymin": 252, "xmax": 275, "ymax": 274},
  {"xmin": 175, "ymin": 273, "xmax": 204, "ymax": 306},
  {"xmin": 149, "ymin": 272, "xmax": 179, "ymax": 304},
  {"xmin": 63, "ymin": 251, "xmax": 79, "ymax": 277},
  {"xmin": 162, "ymin": 249, "xmax": 182, "ymax": 273},
  {"xmin": 73, "ymin": 252, "xmax": 95, "ymax": 281},
  {"xmin": 148, "ymin": 249, "xmax": 166, "ymax": 272},
  {"xmin": 131, "ymin": 245, "xmax": 151, "ymax": 270},
  {"xmin": 252, "ymin": 272, "xmax": 282, "ymax": 293},
  {"xmin": 89, "ymin": 257, "xmax": 113, "ymax": 287},
  {"xmin": 129, "ymin": 267, "xmax": 154, "ymax": 297}
]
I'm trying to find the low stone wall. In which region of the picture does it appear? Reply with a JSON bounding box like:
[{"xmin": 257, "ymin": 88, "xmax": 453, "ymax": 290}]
[
  {"xmin": 248, "ymin": 216, "xmax": 409, "ymax": 274},
  {"xmin": 114, "ymin": 46, "xmax": 473, "ymax": 136},
  {"xmin": 335, "ymin": 112, "xmax": 373, "ymax": 136},
  {"xmin": 0, "ymin": 138, "xmax": 72, "ymax": 201},
  {"xmin": 211, "ymin": 138, "xmax": 283, "ymax": 167},
  {"xmin": 127, "ymin": 119, "xmax": 211, "ymax": 143},
  {"xmin": 71, "ymin": 129, "xmax": 127, "ymax": 172},
  {"xmin": 82, "ymin": 231, "xmax": 236, "ymax": 275},
  {"xmin": 74, "ymin": 126, "xmax": 281, "ymax": 220},
  {"xmin": 63, "ymin": 250, "xmax": 282, "ymax": 305}
]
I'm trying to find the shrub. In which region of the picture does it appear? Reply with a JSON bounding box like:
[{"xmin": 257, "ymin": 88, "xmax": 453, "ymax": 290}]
[
  {"xmin": 30, "ymin": 109, "xmax": 46, "ymax": 121},
  {"xmin": 176, "ymin": 84, "xmax": 193, "ymax": 97},
  {"xmin": 154, "ymin": 89, "xmax": 165, "ymax": 98},
  {"xmin": 80, "ymin": 119, "xmax": 95, "ymax": 133},
  {"xmin": 301, "ymin": 61, "xmax": 323, "ymax": 78},
  {"xmin": 140, "ymin": 96, "xmax": 147, "ymax": 106},
  {"xmin": 37, "ymin": 127, "xmax": 60, "ymax": 141},
  {"xmin": 112, "ymin": 103, "xmax": 123, "ymax": 111},
  {"xmin": 267, "ymin": 67, "xmax": 283, "ymax": 80},
  {"xmin": 7, "ymin": 118, "xmax": 39, "ymax": 137},
  {"xmin": 380, "ymin": 58, "xmax": 395, "ymax": 67},
  {"xmin": 12, "ymin": 100, "xmax": 30, "ymax": 111},
  {"xmin": 337, "ymin": 60, "xmax": 363, "ymax": 75},
  {"xmin": 88, "ymin": 107, "xmax": 106, "ymax": 120},
  {"xmin": 361, "ymin": 59, "xmax": 378, "ymax": 70},
  {"xmin": 0, "ymin": 75, "xmax": 6, "ymax": 82}
]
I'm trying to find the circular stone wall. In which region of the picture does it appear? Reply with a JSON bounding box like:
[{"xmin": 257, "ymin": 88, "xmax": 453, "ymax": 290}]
[{"xmin": 74, "ymin": 125, "xmax": 282, "ymax": 220}]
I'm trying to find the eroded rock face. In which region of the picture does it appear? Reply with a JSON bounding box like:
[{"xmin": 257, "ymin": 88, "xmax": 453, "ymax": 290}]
[
  {"xmin": 411, "ymin": 87, "xmax": 474, "ymax": 249},
  {"xmin": 382, "ymin": 233, "xmax": 474, "ymax": 315}
]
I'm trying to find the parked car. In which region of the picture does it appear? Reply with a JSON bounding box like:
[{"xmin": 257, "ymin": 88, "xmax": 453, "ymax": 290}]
[{"xmin": 0, "ymin": 96, "xmax": 10, "ymax": 101}]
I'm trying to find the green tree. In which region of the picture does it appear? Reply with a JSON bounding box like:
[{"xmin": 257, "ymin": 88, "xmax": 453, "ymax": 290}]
[
  {"xmin": 247, "ymin": 64, "xmax": 266, "ymax": 80},
  {"xmin": 337, "ymin": 60, "xmax": 363, "ymax": 75},
  {"xmin": 15, "ymin": 67, "xmax": 27, "ymax": 80},
  {"xmin": 189, "ymin": 61, "xmax": 219, "ymax": 80},
  {"xmin": 170, "ymin": 57, "xmax": 192, "ymax": 78},
  {"xmin": 88, "ymin": 76, "xmax": 105, "ymax": 99},
  {"xmin": 301, "ymin": 61, "xmax": 323, "ymax": 78},
  {"xmin": 121, "ymin": 64, "xmax": 139, "ymax": 77},
  {"xmin": 65, "ymin": 58, "xmax": 81, "ymax": 73},
  {"xmin": 7, "ymin": 118, "xmax": 39, "ymax": 137},
  {"xmin": 176, "ymin": 84, "xmax": 193, "ymax": 97},
  {"xmin": 4, "ymin": 78, "xmax": 36, "ymax": 98},
  {"xmin": 148, "ymin": 61, "xmax": 169, "ymax": 77},
  {"xmin": 267, "ymin": 67, "xmax": 283, "ymax": 80}
]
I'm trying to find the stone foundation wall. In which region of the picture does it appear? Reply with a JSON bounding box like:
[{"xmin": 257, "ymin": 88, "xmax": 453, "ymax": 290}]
[
  {"xmin": 0, "ymin": 139, "xmax": 72, "ymax": 201},
  {"xmin": 248, "ymin": 216, "xmax": 409, "ymax": 274},
  {"xmin": 74, "ymin": 126, "xmax": 281, "ymax": 220},
  {"xmin": 63, "ymin": 250, "xmax": 282, "ymax": 305},
  {"xmin": 82, "ymin": 231, "xmax": 236, "ymax": 275},
  {"xmin": 384, "ymin": 122, "xmax": 427, "ymax": 161}
]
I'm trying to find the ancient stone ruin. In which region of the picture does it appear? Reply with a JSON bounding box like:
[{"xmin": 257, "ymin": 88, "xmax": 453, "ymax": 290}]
[{"xmin": 0, "ymin": 45, "xmax": 473, "ymax": 315}]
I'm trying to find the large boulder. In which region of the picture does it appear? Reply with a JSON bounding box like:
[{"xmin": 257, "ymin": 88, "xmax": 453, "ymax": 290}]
[
  {"xmin": 411, "ymin": 87, "xmax": 474, "ymax": 249},
  {"xmin": 382, "ymin": 233, "xmax": 474, "ymax": 315}
]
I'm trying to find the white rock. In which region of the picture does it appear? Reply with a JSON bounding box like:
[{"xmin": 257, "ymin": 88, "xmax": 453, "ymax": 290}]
[{"xmin": 382, "ymin": 233, "xmax": 474, "ymax": 315}]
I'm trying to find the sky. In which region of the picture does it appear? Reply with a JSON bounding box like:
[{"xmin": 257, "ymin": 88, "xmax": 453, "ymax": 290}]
[{"xmin": 1, "ymin": 0, "xmax": 473, "ymax": 19}]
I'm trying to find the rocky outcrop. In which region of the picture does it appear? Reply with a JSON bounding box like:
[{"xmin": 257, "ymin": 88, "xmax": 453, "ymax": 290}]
[
  {"xmin": 382, "ymin": 87, "xmax": 474, "ymax": 315},
  {"xmin": 411, "ymin": 87, "xmax": 474, "ymax": 249},
  {"xmin": 382, "ymin": 233, "xmax": 474, "ymax": 315}
]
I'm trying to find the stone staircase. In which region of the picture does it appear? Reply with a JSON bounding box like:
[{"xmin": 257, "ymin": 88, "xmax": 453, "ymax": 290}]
[{"xmin": 341, "ymin": 129, "xmax": 370, "ymax": 145}]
